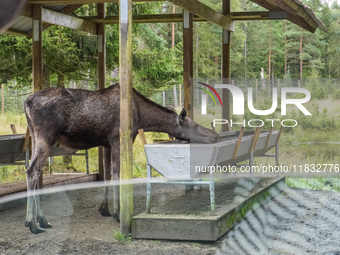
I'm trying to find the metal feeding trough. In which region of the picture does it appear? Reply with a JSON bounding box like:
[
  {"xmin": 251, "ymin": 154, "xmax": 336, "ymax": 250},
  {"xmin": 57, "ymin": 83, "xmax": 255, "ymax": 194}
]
[
  {"xmin": 0, "ymin": 133, "xmax": 89, "ymax": 172},
  {"xmin": 141, "ymin": 126, "xmax": 283, "ymax": 213}
]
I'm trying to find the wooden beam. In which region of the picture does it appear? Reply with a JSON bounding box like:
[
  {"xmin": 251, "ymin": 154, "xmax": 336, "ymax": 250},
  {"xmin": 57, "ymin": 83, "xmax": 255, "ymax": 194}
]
[
  {"xmin": 63, "ymin": 4, "xmax": 84, "ymax": 14},
  {"xmin": 32, "ymin": 5, "xmax": 43, "ymax": 92},
  {"xmin": 5, "ymin": 28, "xmax": 29, "ymax": 36},
  {"xmin": 222, "ymin": 0, "xmax": 230, "ymax": 132},
  {"xmin": 183, "ymin": 10, "xmax": 193, "ymax": 118},
  {"xmin": 287, "ymin": 13, "xmax": 316, "ymax": 33},
  {"xmin": 41, "ymin": 8, "xmax": 97, "ymax": 34},
  {"xmin": 83, "ymin": 11, "xmax": 288, "ymax": 24},
  {"xmin": 167, "ymin": 0, "xmax": 235, "ymax": 31},
  {"xmin": 28, "ymin": 0, "xmax": 159, "ymax": 4},
  {"xmin": 119, "ymin": 0, "xmax": 134, "ymax": 236},
  {"xmin": 97, "ymin": 3, "xmax": 106, "ymax": 181},
  {"xmin": 24, "ymin": 5, "xmax": 83, "ymax": 39},
  {"xmin": 251, "ymin": 0, "xmax": 318, "ymax": 32}
]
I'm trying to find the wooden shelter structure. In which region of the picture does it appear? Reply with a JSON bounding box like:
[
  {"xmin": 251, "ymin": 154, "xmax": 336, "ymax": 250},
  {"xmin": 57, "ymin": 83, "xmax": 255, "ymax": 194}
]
[{"xmin": 3, "ymin": 0, "xmax": 325, "ymax": 235}]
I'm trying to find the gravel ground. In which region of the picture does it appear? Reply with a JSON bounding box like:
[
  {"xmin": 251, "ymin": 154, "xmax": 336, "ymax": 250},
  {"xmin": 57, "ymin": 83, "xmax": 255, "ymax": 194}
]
[{"xmin": 0, "ymin": 181, "xmax": 339, "ymax": 255}]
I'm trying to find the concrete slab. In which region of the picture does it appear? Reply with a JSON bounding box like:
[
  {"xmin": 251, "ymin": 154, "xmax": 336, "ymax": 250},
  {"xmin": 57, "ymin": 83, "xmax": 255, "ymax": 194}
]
[{"xmin": 132, "ymin": 177, "xmax": 286, "ymax": 241}]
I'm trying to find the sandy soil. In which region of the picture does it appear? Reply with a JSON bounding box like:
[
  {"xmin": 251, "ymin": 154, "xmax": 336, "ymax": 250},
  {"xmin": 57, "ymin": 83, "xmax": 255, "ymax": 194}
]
[{"xmin": 0, "ymin": 180, "xmax": 339, "ymax": 255}]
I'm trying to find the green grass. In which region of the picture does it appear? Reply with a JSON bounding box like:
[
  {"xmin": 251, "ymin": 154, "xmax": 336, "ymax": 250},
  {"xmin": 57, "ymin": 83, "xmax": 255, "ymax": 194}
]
[
  {"xmin": 0, "ymin": 95, "xmax": 339, "ymax": 192},
  {"xmin": 113, "ymin": 230, "xmax": 132, "ymax": 242},
  {"xmin": 0, "ymin": 110, "xmax": 167, "ymax": 182}
]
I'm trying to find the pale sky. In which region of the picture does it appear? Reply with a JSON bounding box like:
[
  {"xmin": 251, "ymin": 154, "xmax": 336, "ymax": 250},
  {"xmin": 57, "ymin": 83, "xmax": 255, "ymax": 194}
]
[{"xmin": 322, "ymin": 0, "xmax": 338, "ymax": 6}]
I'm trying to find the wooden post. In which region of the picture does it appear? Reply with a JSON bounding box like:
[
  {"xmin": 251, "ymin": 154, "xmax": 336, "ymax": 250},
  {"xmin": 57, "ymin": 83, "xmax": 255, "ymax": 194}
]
[
  {"xmin": 183, "ymin": 10, "xmax": 193, "ymax": 118},
  {"xmin": 97, "ymin": 3, "xmax": 106, "ymax": 181},
  {"xmin": 10, "ymin": 124, "xmax": 17, "ymax": 134},
  {"xmin": 32, "ymin": 4, "xmax": 43, "ymax": 188},
  {"xmin": 222, "ymin": 0, "xmax": 231, "ymax": 132},
  {"xmin": 119, "ymin": 0, "xmax": 133, "ymax": 235},
  {"xmin": 32, "ymin": 5, "xmax": 43, "ymax": 93},
  {"xmin": 1, "ymin": 84, "xmax": 4, "ymax": 114},
  {"xmin": 265, "ymin": 126, "xmax": 273, "ymax": 149},
  {"xmin": 173, "ymin": 85, "xmax": 178, "ymax": 108},
  {"xmin": 162, "ymin": 91, "xmax": 165, "ymax": 106},
  {"xmin": 179, "ymin": 83, "xmax": 182, "ymax": 108}
]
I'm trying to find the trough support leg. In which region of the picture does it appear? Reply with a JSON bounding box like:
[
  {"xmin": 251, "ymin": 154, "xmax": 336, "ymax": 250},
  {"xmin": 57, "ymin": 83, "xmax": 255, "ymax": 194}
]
[
  {"xmin": 249, "ymin": 152, "xmax": 254, "ymax": 189},
  {"xmin": 209, "ymin": 177, "xmax": 215, "ymax": 214},
  {"xmin": 146, "ymin": 164, "xmax": 152, "ymax": 213},
  {"xmin": 48, "ymin": 157, "xmax": 53, "ymax": 174},
  {"xmin": 25, "ymin": 147, "xmax": 30, "ymax": 169},
  {"xmin": 275, "ymin": 145, "xmax": 279, "ymax": 166}
]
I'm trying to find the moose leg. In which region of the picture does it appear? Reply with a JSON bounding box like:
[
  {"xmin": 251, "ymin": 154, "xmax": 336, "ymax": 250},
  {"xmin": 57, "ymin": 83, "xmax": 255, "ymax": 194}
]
[
  {"xmin": 111, "ymin": 145, "xmax": 120, "ymax": 222},
  {"xmin": 98, "ymin": 147, "xmax": 112, "ymax": 216},
  {"xmin": 35, "ymin": 180, "xmax": 52, "ymax": 228},
  {"xmin": 25, "ymin": 138, "xmax": 52, "ymax": 234}
]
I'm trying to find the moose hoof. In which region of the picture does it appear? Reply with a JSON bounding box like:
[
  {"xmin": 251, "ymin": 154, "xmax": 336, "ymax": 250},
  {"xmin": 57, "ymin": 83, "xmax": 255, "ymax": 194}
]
[
  {"xmin": 38, "ymin": 217, "xmax": 52, "ymax": 229},
  {"xmin": 25, "ymin": 221, "xmax": 45, "ymax": 234},
  {"xmin": 112, "ymin": 212, "xmax": 120, "ymax": 222},
  {"xmin": 98, "ymin": 204, "xmax": 112, "ymax": 217}
]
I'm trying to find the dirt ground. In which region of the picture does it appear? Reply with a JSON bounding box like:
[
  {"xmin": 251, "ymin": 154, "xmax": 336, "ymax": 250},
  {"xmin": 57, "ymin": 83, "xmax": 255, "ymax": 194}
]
[{"xmin": 0, "ymin": 179, "xmax": 339, "ymax": 255}]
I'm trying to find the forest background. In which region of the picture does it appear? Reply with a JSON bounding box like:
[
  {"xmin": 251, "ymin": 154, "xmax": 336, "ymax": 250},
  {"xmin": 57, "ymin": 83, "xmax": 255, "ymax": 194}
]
[{"xmin": 0, "ymin": 0, "xmax": 339, "ymax": 96}]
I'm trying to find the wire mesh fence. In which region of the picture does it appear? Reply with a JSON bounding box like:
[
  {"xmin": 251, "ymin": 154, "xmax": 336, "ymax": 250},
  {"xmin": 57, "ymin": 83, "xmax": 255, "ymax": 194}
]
[{"xmin": 0, "ymin": 78, "xmax": 339, "ymax": 113}]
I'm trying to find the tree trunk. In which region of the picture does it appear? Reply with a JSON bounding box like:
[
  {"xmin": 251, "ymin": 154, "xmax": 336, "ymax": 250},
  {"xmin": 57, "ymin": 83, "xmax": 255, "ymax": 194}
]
[
  {"xmin": 268, "ymin": 22, "xmax": 272, "ymax": 88},
  {"xmin": 42, "ymin": 64, "xmax": 50, "ymax": 89},
  {"xmin": 300, "ymin": 27, "xmax": 303, "ymax": 83},
  {"xmin": 284, "ymin": 22, "xmax": 287, "ymax": 76}
]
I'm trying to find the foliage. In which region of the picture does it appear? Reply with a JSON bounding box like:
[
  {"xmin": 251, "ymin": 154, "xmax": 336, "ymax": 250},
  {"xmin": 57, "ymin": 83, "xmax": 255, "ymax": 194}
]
[
  {"xmin": 0, "ymin": 35, "xmax": 32, "ymax": 84},
  {"xmin": 113, "ymin": 231, "xmax": 132, "ymax": 242}
]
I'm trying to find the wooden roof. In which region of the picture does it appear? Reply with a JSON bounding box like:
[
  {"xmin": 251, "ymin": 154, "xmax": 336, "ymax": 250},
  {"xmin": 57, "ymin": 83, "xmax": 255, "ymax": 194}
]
[{"xmin": 4, "ymin": 0, "xmax": 326, "ymax": 37}]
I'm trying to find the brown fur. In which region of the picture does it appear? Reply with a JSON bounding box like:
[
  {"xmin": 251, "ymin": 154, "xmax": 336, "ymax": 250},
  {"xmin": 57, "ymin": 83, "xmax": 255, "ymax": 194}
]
[{"xmin": 24, "ymin": 84, "xmax": 220, "ymax": 233}]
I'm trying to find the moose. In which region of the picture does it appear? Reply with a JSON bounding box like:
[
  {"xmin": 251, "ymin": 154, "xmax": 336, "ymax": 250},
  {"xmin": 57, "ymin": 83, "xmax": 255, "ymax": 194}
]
[{"xmin": 24, "ymin": 83, "xmax": 220, "ymax": 234}]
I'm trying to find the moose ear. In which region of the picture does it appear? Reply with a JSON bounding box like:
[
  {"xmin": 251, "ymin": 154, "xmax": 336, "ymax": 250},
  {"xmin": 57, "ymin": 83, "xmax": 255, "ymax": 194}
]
[{"xmin": 179, "ymin": 108, "xmax": 187, "ymax": 122}]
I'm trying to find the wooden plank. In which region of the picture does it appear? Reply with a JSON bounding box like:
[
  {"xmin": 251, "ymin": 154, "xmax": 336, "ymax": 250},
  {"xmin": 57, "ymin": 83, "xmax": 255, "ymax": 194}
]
[
  {"xmin": 21, "ymin": 5, "xmax": 83, "ymax": 38},
  {"xmin": 97, "ymin": 3, "xmax": 106, "ymax": 181},
  {"xmin": 5, "ymin": 28, "xmax": 28, "ymax": 37},
  {"xmin": 41, "ymin": 8, "xmax": 97, "ymax": 34},
  {"xmin": 119, "ymin": 0, "xmax": 134, "ymax": 236},
  {"xmin": 138, "ymin": 129, "xmax": 147, "ymax": 146},
  {"xmin": 264, "ymin": 126, "xmax": 273, "ymax": 149},
  {"xmin": 253, "ymin": 126, "xmax": 262, "ymax": 152},
  {"xmin": 10, "ymin": 124, "xmax": 17, "ymax": 135},
  {"xmin": 233, "ymin": 126, "xmax": 245, "ymax": 159},
  {"xmin": 168, "ymin": 0, "xmax": 235, "ymax": 31},
  {"xmin": 21, "ymin": 127, "xmax": 31, "ymax": 152},
  {"xmin": 183, "ymin": 10, "xmax": 193, "ymax": 118},
  {"xmin": 249, "ymin": 126, "xmax": 262, "ymax": 153}
]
